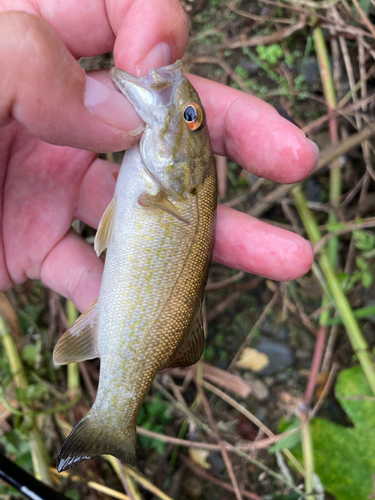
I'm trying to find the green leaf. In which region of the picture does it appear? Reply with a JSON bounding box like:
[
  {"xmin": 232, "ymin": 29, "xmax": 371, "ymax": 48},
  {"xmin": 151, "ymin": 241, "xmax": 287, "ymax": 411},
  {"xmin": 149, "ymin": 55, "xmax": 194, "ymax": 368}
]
[
  {"xmin": 293, "ymin": 366, "xmax": 375, "ymax": 500},
  {"xmin": 362, "ymin": 271, "xmax": 373, "ymax": 289},
  {"xmin": 26, "ymin": 383, "xmax": 48, "ymax": 401},
  {"xmin": 65, "ymin": 490, "xmax": 80, "ymax": 500},
  {"xmin": 22, "ymin": 344, "xmax": 38, "ymax": 363},
  {"xmin": 359, "ymin": 0, "xmax": 371, "ymax": 15},
  {"xmin": 326, "ymin": 221, "xmax": 348, "ymax": 232},
  {"xmin": 270, "ymin": 416, "xmax": 301, "ymax": 452},
  {"xmin": 326, "ymin": 304, "xmax": 375, "ymax": 325},
  {"xmin": 356, "ymin": 256, "xmax": 368, "ymax": 271},
  {"xmin": 353, "ymin": 229, "xmax": 375, "ymax": 252}
]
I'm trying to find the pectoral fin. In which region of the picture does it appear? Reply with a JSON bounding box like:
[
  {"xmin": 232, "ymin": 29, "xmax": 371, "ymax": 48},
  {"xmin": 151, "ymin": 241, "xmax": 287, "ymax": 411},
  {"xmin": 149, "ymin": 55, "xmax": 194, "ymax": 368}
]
[
  {"xmin": 167, "ymin": 305, "xmax": 205, "ymax": 368},
  {"xmin": 94, "ymin": 197, "xmax": 116, "ymax": 257},
  {"xmin": 138, "ymin": 191, "xmax": 189, "ymax": 224},
  {"xmin": 53, "ymin": 300, "xmax": 99, "ymax": 365}
]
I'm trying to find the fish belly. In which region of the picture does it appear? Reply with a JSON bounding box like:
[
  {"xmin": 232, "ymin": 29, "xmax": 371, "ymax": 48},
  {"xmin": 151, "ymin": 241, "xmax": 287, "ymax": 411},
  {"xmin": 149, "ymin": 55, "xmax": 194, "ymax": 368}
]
[{"xmin": 93, "ymin": 145, "xmax": 203, "ymax": 424}]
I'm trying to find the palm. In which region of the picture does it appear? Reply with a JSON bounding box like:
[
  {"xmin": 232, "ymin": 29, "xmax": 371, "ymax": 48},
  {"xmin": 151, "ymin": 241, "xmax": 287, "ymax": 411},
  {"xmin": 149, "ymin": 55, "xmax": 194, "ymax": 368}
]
[{"xmin": 1, "ymin": 122, "xmax": 103, "ymax": 308}]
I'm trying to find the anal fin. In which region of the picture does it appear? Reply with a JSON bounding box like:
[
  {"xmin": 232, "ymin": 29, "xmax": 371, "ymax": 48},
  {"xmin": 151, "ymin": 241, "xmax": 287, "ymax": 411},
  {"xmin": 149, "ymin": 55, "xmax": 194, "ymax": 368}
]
[
  {"xmin": 53, "ymin": 299, "xmax": 99, "ymax": 365},
  {"xmin": 167, "ymin": 304, "xmax": 205, "ymax": 368},
  {"xmin": 94, "ymin": 197, "xmax": 116, "ymax": 257}
]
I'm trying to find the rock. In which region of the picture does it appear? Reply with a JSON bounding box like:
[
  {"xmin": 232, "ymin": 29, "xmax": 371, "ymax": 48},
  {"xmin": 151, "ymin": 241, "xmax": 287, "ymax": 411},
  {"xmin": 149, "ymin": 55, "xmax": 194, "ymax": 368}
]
[
  {"xmin": 253, "ymin": 336, "xmax": 295, "ymax": 376},
  {"xmin": 300, "ymin": 56, "xmax": 321, "ymax": 86},
  {"xmin": 242, "ymin": 372, "xmax": 270, "ymax": 400}
]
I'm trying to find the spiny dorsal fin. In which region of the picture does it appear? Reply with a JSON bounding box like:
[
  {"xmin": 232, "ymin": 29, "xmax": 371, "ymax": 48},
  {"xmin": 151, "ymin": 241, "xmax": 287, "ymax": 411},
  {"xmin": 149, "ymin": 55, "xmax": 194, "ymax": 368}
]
[
  {"xmin": 167, "ymin": 304, "xmax": 205, "ymax": 368},
  {"xmin": 53, "ymin": 299, "xmax": 99, "ymax": 365},
  {"xmin": 94, "ymin": 197, "xmax": 116, "ymax": 257},
  {"xmin": 138, "ymin": 191, "xmax": 189, "ymax": 224}
]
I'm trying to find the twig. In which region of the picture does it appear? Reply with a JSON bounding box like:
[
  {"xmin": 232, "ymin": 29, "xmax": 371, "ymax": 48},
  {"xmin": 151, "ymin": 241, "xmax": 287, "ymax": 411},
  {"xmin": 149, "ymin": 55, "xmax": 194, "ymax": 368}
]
[
  {"xmin": 179, "ymin": 454, "xmax": 262, "ymax": 500},
  {"xmin": 201, "ymin": 380, "xmax": 305, "ymax": 477},
  {"xmin": 321, "ymin": 323, "xmax": 339, "ymax": 372},
  {"xmin": 51, "ymin": 468, "xmax": 130, "ymax": 500},
  {"xmin": 228, "ymin": 4, "xmax": 293, "ymax": 24},
  {"xmin": 310, "ymin": 362, "xmax": 339, "ymax": 418},
  {"xmin": 196, "ymin": 16, "xmax": 306, "ymax": 55},
  {"xmin": 195, "ymin": 372, "xmax": 243, "ymax": 500},
  {"xmin": 352, "ymin": 0, "xmax": 375, "ymax": 38},
  {"xmin": 119, "ymin": 463, "xmax": 174, "ymax": 500},
  {"xmin": 235, "ymin": 448, "xmax": 309, "ymax": 499},
  {"xmin": 136, "ymin": 425, "xmax": 299, "ymax": 452},
  {"xmin": 116, "ymin": 460, "xmax": 144, "ymax": 500},
  {"xmin": 228, "ymin": 290, "xmax": 279, "ymax": 369},
  {"xmin": 206, "ymin": 271, "xmax": 245, "ymax": 291},
  {"xmin": 313, "ymin": 217, "xmax": 375, "ymax": 253},
  {"xmin": 304, "ymin": 325, "xmax": 327, "ymax": 408},
  {"xmin": 207, "ymin": 279, "xmax": 262, "ymax": 322}
]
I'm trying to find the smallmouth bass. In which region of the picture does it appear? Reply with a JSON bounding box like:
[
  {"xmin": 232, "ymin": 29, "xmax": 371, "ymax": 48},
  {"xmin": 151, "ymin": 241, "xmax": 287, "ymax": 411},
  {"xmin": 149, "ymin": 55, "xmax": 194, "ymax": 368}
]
[{"xmin": 53, "ymin": 60, "xmax": 217, "ymax": 471}]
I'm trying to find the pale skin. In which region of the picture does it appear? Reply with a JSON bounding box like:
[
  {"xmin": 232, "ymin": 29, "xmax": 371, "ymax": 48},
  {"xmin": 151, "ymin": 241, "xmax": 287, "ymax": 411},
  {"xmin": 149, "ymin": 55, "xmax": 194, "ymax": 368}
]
[{"xmin": 0, "ymin": 0, "xmax": 318, "ymax": 313}]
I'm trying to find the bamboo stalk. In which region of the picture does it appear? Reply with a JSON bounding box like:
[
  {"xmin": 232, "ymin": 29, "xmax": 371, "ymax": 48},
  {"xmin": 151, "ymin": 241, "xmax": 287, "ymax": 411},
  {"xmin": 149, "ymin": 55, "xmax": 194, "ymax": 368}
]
[{"xmin": 292, "ymin": 186, "xmax": 375, "ymax": 395}]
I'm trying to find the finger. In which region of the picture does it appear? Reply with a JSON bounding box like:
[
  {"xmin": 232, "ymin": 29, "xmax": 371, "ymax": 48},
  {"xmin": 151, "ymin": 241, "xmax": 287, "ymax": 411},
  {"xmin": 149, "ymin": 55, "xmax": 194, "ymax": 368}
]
[
  {"xmin": 213, "ymin": 205, "xmax": 313, "ymax": 281},
  {"xmin": 76, "ymin": 160, "xmax": 313, "ymax": 281},
  {"xmin": 40, "ymin": 229, "xmax": 103, "ymax": 312},
  {"xmin": 0, "ymin": 11, "xmax": 143, "ymax": 152},
  {"xmin": 187, "ymin": 75, "xmax": 319, "ymax": 184},
  {"xmin": 5, "ymin": 0, "xmax": 188, "ymax": 66},
  {"xmin": 76, "ymin": 158, "xmax": 119, "ymax": 229},
  {"xmin": 110, "ymin": 0, "xmax": 188, "ymax": 76}
]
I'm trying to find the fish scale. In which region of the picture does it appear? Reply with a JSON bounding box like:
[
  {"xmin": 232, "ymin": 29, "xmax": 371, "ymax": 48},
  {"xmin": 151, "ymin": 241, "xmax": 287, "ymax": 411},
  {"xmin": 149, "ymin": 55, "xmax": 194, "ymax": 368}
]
[{"xmin": 53, "ymin": 60, "xmax": 217, "ymax": 471}]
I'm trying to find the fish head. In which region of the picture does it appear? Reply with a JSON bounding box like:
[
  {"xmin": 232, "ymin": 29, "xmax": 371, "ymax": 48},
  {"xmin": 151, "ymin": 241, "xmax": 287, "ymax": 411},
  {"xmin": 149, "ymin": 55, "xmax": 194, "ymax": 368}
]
[{"xmin": 110, "ymin": 61, "xmax": 212, "ymax": 198}]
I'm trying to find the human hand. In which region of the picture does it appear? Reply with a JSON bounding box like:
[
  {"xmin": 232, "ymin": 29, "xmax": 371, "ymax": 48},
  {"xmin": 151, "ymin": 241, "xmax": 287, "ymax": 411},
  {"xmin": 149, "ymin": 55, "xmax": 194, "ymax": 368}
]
[{"xmin": 0, "ymin": 0, "xmax": 317, "ymax": 312}]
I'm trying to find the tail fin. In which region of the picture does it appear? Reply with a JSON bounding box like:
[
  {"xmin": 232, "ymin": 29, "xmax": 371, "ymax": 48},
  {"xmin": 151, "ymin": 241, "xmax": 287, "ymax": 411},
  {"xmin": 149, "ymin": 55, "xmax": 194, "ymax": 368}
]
[{"xmin": 57, "ymin": 412, "xmax": 137, "ymax": 472}]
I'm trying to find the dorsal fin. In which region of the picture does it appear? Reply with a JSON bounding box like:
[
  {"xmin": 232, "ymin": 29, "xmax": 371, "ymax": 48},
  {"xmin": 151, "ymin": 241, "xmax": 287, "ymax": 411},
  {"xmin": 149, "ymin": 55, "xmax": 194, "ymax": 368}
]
[
  {"xmin": 53, "ymin": 300, "xmax": 99, "ymax": 365},
  {"xmin": 94, "ymin": 197, "xmax": 116, "ymax": 257}
]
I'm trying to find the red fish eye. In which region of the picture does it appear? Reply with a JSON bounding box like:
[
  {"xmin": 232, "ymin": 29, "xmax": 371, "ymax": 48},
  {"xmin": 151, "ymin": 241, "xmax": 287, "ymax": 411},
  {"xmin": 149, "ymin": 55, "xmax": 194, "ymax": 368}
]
[{"xmin": 182, "ymin": 102, "xmax": 204, "ymax": 130}]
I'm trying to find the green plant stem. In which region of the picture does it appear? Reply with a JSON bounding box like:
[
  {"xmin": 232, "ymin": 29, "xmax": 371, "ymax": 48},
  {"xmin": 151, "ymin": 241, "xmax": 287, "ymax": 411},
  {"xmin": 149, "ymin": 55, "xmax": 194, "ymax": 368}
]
[
  {"xmin": 66, "ymin": 300, "xmax": 80, "ymax": 400},
  {"xmin": 292, "ymin": 186, "xmax": 375, "ymax": 396},
  {"xmin": 301, "ymin": 414, "xmax": 315, "ymax": 500},
  {"xmin": 313, "ymin": 25, "xmax": 340, "ymax": 266},
  {"xmin": 0, "ymin": 315, "xmax": 53, "ymax": 486}
]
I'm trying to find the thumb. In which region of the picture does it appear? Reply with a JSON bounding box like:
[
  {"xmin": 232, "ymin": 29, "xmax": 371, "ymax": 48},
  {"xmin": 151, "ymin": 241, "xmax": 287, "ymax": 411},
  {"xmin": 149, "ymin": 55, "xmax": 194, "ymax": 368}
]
[{"xmin": 0, "ymin": 11, "xmax": 143, "ymax": 152}]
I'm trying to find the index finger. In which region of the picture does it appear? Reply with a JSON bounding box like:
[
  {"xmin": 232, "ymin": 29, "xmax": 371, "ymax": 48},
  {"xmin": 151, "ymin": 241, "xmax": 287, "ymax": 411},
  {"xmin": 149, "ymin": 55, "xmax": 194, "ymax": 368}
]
[{"xmin": 188, "ymin": 74, "xmax": 319, "ymax": 184}]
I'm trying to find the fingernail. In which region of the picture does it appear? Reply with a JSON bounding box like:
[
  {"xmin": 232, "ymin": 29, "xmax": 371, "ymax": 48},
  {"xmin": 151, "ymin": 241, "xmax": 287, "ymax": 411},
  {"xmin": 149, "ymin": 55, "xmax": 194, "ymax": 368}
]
[
  {"xmin": 307, "ymin": 240, "xmax": 314, "ymax": 249},
  {"xmin": 135, "ymin": 42, "xmax": 172, "ymax": 77},
  {"xmin": 306, "ymin": 138, "xmax": 320, "ymax": 170},
  {"xmin": 85, "ymin": 75, "xmax": 145, "ymax": 136}
]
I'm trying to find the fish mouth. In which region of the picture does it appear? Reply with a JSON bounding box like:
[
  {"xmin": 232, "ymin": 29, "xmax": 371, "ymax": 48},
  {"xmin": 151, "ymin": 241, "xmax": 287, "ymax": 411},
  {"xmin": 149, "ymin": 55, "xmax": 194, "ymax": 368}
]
[
  {"xmin": 110, "ymin": 60, "xmax": 183, "ymax": 91},
  {"xmin": 110, "ymin": 60, "xmax": 184, "ymax": 112}
]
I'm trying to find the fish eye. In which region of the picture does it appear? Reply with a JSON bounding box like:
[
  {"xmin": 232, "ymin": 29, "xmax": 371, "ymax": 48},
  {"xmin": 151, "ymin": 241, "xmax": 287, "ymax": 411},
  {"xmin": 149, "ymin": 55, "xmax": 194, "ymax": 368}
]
[{"xmin": 182, "ymin": 102, "xmax": 204, "ymax": 130}]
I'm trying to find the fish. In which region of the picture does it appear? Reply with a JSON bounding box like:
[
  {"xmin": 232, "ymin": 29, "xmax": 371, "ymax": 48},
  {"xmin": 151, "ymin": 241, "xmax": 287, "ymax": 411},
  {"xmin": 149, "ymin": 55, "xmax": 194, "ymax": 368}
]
[{"xmin": 53, "ymin": 60, "xmax": 217, "ymax": 472}]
